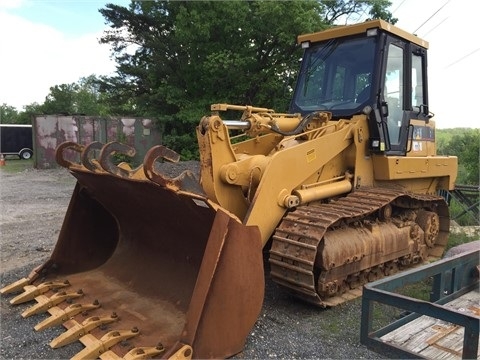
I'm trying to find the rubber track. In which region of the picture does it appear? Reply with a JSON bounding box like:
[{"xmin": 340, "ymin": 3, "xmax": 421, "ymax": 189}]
[{"xmin": 269, "ymin": 187, "xmax": 449, "ymax": 307}]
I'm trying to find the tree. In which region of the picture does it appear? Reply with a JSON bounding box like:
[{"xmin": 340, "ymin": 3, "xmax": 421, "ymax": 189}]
[
  {"xmin": 98, "ymin": 1, "xmax": 323, "ymax": 157},
  {"xmin": 39, "ymin": 75, "xmax": 110, "ymax": 116},
  {"xmin": 438, "ymin": 129, "xmax": 479, "ymax": 185},
  {"xmin": 17, "ymin": 103, "xmax": 43, "ymax": 125},
  {"xmin": 321, "ymin": 0, "xmax": 397, "ymax": 24},
  {"xmin": 98, "ymin": 0, "xmax": 394, "ymax": 158},
  {"xmin": 41, "ymin": 84, "xmax": 79, "ymax": 114},
  {"xmin": 99, "ymin": 1, "xmax": 324, "ymax": 113},
  {"xmin": 0, "ymin": 104, "xmax": 21, "ymax": 124},
  {"xmin": 0, "ymin": 103, "xmax": 45, "ymax": 125},
  {"xmin": 75, "ymin": 75, "xmax": 111, "ymax": 116}
]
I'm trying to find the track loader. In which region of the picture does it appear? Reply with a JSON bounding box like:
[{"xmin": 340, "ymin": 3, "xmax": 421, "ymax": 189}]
[{"xmin": 1, "ymin": 20, "xmax": 457, "ymax": 359}]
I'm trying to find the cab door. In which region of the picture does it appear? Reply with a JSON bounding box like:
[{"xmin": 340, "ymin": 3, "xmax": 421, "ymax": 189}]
[{"xmin": 383, "ymin": 37, "xmax": 432, "ymax": 156}]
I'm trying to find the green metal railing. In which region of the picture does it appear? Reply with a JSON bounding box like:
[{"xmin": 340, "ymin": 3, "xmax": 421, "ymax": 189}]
[{"xmin": 360, "ymin": 249, "xmax": 479, "ymax": 359}]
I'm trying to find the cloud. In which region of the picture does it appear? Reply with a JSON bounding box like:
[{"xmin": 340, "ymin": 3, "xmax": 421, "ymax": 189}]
[
  {"xmin": 392, "ymin": 0, "xmax": 479, "ymax": 128},
  {"xmin": 0, "ymin": 11, "xmax": 116, "ymax": 110},
  {"xmin": 0, "ymin": 0, "xmax": 25, "ymax": 10}
]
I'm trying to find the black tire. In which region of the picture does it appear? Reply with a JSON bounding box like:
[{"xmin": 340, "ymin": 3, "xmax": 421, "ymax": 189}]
[{"xmin": 19, "ymin": 149, "xmax": 33, "ymax": 160}]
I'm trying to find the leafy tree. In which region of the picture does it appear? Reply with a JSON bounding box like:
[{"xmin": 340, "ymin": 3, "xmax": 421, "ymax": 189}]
[
  {"xmin": 0, "ymin": 103, "xmax": 42, "ymax": 125},
  {"xmin": 98, "ymin": 1, "xmax": 323, "ymax": 157},
  {"xmin": 75, "ymin": 75, "xmax": 111, "ymax": 116},
  {"xmin": 98, "ymin": 0, "xmax": 395, "ymax": 158},
  {"xmin": 0, "ymin": 104, "xmax": 21, "ymax": 124},
  {"xmin": 99, "ymin": 1, "xmax": 323, "ymax": 113},
  {"xmin": 438, "ymin": 129, "xmax": 479, "ymax": 185},
  {"xmin": 321, "ymin": 0, "xmax": 397, "ymax": 24},
  {"xmin": 17, "ymin": 103, "xmax": 43, "ymax": 125},
  {"xmin": 367, "ymin": 0, "xmax": 398, "ymax": 24},
  {"xmin": 38, "ymin": 75, "xmax": 110, "ymax": 116},
  {"xmin": 41, "ymin": 84, "xmax": 79, "ymax": 114}
]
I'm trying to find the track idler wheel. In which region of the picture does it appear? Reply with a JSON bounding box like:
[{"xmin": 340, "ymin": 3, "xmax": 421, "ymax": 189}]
[
  {"xmin": 383, "ymin": 261, "xmax": 399, "ymax": 276},
  {"xmin": 378, "ymin": 204, "xmax": 392, "ymax": 221},
  {"xmin": 416, "ymin": 210, "xmax": 440, "ymax": 247}
]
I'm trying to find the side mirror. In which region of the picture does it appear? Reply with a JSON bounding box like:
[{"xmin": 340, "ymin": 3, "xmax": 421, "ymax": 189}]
[{"xmin": 418, "ymin": 104, "xmax": 434, "ymax": 123}]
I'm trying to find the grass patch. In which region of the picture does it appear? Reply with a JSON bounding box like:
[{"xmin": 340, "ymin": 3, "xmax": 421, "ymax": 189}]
[
  {"xmin": 449, "ymin": 197, "xmax": 479, "ymax": 226},
  {"xmin": 397, "ymin": 278, "xmax": 432, "ymax": 301},
  {"xmin": 390, "ymin": 233, "xmax": 478, "ymax": 306},
  {"xmin": 371, "ymin": 303, "xmax": 404, "ymax": 329},
  {"xmin": 369, "ymin": 232, "xmax": 479, "ymax": 330},
  {"xmin": 446, "ymin": 231, "xmax": 478, "ymax": 251},
  {"xmin": 0, "ymin": 158, "xmax": 34, "ymax": 173}
]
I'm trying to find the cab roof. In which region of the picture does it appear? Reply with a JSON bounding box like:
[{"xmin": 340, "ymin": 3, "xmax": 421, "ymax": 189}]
[{"xmin": 298, "ymin": 19, "xmax": 428, "ymax": 49}]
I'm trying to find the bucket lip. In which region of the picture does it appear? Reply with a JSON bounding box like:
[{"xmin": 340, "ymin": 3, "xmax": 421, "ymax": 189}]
[{"xmin": 68, "ymin": 166, "xmax": 244, "ymax": 224}]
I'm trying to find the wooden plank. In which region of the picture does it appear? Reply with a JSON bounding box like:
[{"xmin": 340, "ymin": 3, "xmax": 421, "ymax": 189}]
[
  {"xmin": 381, "ymin": 317, "xmax": 437, "ymax": 344},
  {"xmin": 379, "ymin": 289, "xmax": 480, "ymax": 359}
]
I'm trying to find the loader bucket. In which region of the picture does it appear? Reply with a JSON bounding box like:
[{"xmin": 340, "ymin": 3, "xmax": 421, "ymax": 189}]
[{"xmin": 1, "ymin": 142, "xmax": 265, "ymax": 359}]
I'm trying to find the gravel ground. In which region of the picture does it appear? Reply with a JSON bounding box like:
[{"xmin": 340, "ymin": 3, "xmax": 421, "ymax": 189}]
[{"xmin": 0, "ymin": 163, "xmax": 434, "ymax": 359}]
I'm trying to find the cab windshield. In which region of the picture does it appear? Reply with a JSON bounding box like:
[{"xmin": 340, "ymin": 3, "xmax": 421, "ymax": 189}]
[{"xmin": 291, "ymin": 36, "xmax": 377, "ymax": 117}]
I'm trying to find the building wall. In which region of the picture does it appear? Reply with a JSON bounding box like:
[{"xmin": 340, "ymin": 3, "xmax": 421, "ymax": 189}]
[{"xmin": 33, "ymin": 115, "xmax": 162, "ymax": 169}]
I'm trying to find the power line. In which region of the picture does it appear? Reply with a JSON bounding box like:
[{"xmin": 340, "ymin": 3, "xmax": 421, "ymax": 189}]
[
  {"xmin": 391, "ymin": 0, "xmax": 408, "ymax": 14},
  {"xmin": 414, "ymin": 0, "xmax": 450, "ymax": 33},
  {"xmin": 422, "ymin": 17, "xmax": 449, "ymax": 37},
  {"xmin": 445, "ymin": 47, "xmax": 480, "ymax": 68}
]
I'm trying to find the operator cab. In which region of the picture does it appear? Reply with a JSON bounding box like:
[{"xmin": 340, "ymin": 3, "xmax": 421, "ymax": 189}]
[{"xmin": 291, "ymin": 20, "xmax": 431, "ymax": 156}]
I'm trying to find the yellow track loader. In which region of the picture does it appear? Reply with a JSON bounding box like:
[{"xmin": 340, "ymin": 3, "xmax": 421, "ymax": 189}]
[{"xmin": 1, "ymin": 20, "xmax": 457, "ymax": 359}]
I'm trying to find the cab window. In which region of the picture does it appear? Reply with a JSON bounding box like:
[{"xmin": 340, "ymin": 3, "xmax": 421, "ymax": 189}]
[{"xmin": 385, "ymin": 43, "xmax": 404, "ymax": 146}]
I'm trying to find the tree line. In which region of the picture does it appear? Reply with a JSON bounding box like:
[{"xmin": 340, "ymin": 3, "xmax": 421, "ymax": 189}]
[{"xmin": 437, "ymin": 128, "xmax": 479, "ymax": 186}]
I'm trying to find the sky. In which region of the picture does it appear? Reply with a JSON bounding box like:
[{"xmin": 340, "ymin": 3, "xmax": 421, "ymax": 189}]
[{"xmin": 0, "ymin": 0, "xmax": 479, "ymax": 129}]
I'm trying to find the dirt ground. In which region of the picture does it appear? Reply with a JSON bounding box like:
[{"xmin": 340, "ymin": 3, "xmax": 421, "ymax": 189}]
[
  {"xmin": 0, "ymin": 168, "xmax": 74, "ymax": 274},
  {"xmin": 0, "ymin": 164, "xmax": 477, "ymax": 359}
]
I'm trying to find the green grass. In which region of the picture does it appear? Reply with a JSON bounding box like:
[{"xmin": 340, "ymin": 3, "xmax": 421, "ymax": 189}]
[
  {"xmin": 449, "ymin": 198, "xmax": 479, "ymax": 226},
  {"xmin": 370, "ymin": 232, "xmax": 479, "ymax": 330},
  {"xmin": 0, "ymin": 158, "xmax": 34, "ymax": 173},
  {"xmin": 397, "ymin": 279, "xmax": 432, "ymax": 301},
  {"xmin": 446, "ymin": 231, "xmax": 477, "ymax": 251},
  {"xmin": 392, "ymin": 232, "xmax": 477, "ymax": 302}
]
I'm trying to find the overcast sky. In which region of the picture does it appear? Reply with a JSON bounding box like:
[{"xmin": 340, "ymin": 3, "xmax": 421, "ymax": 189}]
[
  {"xmin": 0, "ymin": 0, "xmax": 129, "ymax": 111},
  {"xmin": 0, "ymin": 0, "xmax": 478, "ymax": 128}
]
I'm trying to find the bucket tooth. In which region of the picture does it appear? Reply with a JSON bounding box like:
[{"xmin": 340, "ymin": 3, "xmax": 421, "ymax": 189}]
[
  {"xmin": 143, "ymin": 144, "xmax": 180, "ymax": 169},
  {"xmin": 99, "ymin": 343, "xmax": 165, "ymax": 360},
  {"xmin": 50, "ymin": 312, "xmax": 119, "ymax": 349},
  {"xmin": 168, "ymin": 344, "xmax": 193, "ymax": 360},
  {"xmin": 56, "ymin": 141, "xmax": 85, "ymax": 169},
  {"xmin": 21, "ymin": 289, "xmax": 84, "ymax": 318},
  {"xmin": 143, "ymin": 145, "xmax": 205, "ymax": 194},
  {"xmin": 73, "ymin": 328, "xmax": 140, "ymax": 360},
  {"xmin": 81, "ymin": 141, "xmax": 104, "ymax": 172},
  {"xmin": 34, "ymin": 300, "xmax": 100, "ymax": 331},
  {"xmin": 0, "ymin": 277, "xmax": 30, "ymax": 294},
  {"xmin": 10, "ymin": 280, "xmax": 71, "ymax": 305},
  {"xmin": 99, "ymin": 142, "xmax": 136, "ymax": 178}
]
